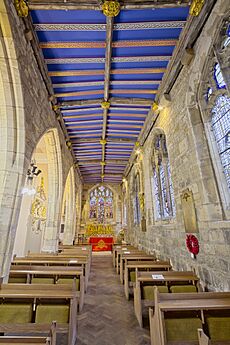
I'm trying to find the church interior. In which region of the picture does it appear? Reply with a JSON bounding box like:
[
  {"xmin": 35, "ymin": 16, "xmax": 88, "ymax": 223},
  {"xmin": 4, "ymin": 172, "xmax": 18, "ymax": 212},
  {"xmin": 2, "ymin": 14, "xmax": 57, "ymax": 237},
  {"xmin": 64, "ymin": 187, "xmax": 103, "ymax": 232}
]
[{"xmin": 0, "ymin": 0, "xmax": 230, "ymax": 344}]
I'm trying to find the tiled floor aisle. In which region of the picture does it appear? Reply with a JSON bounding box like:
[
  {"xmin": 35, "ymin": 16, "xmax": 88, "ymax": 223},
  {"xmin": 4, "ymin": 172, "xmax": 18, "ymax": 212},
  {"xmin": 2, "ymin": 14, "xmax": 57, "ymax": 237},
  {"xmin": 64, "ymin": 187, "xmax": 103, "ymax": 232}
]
[{"xmin": 77, "ymin": 254, "xmax": 151, "ymax": 345}]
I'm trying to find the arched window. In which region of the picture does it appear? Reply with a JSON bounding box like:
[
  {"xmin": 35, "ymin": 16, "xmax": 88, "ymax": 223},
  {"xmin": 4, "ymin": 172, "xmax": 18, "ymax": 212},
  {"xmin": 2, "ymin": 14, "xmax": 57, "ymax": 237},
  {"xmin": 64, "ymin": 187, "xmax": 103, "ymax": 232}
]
[
  {"xmin": 199, "ymin": 17, "xmax": 230, "ymax": 212},
  {"xmin": 151, "ymin": 134, "xmax": 176, "ymax": 220},
  {"xmin": 89, "ymin": 186, "xmax": 113, "ymax": 223},
  {"xmin": 211, "ymin": 95, "xmax": 230, "ymax": 189},
  {"xmin": 133, "ymin": 173, "xmax": 141, "ymax": 225}
]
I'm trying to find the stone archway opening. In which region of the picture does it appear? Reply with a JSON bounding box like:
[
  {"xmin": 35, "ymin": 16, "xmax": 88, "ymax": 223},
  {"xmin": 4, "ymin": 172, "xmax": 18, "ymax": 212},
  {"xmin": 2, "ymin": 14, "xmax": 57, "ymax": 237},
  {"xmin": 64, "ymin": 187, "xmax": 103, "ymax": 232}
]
[{"xmin": 13, "ymin": 128, "xmax": 62, "ymax": 256}]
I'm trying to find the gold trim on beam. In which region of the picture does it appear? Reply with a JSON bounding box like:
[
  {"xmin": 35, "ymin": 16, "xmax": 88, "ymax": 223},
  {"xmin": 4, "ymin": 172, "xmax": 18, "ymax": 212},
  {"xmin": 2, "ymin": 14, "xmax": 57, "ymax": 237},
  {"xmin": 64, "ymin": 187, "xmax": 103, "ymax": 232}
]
[
  {"xmin": 48, "ymin": 68, "xmax": 166, "ymax": 77},
  {"xmin": 55, "ymin": 90, "xmax": 158, "ymax": 97},
  {"xmin": 40, "ymin": 39, "xmax": 178, "ymax": 49}
]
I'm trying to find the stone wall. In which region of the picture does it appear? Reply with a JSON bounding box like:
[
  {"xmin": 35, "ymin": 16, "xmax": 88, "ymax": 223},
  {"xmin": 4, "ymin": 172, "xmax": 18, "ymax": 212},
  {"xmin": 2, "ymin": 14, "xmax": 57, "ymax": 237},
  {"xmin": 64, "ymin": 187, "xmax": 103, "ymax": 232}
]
[
  {"xmin": 0, "ymin": 0, "xmax": 82, "ymax": 278},
  {"xmin": 126, "ymin": 0, "xmax": 230, "ymax": 291}
]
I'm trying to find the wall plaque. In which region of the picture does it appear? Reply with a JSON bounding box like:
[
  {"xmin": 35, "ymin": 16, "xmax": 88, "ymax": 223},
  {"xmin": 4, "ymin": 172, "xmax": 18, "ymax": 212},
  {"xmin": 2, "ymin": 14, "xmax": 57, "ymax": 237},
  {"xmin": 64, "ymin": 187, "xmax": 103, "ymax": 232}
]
[{"xmin": 181, "ymin": 188, "xmax": 198, "ymax": 233}]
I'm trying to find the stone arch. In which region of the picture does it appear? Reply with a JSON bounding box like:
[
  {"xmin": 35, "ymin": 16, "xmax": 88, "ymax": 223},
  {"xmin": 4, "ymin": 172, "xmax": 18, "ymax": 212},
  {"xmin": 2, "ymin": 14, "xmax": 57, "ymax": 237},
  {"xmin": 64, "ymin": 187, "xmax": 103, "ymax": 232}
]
[
  {"xmin": 13, "ymin": 128, "xmax": 63, "ymax": 255},
  {"xmin": 61, "ymin": 166, "xmax": 76, "ymax": 245},
  {"xmin": 0, "ymin": 2, "xmax": 26, "ymax": 279}
]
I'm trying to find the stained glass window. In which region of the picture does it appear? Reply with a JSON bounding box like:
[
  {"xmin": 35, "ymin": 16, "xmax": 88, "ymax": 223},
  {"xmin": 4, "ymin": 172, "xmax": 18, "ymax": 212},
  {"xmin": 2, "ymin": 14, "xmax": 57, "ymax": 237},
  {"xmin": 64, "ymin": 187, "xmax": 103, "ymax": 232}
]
[
  {"xmin": 89, "ymin": 186, "xmax": 113, "ymax": 222},
  {"xmin": 152, "ymin": 134, "xmax": 176, "ymax": 220},
  {"xmin": 214, "ymin": 63, "xmax": 226, "ymax": 89},
  {"xmin": 211, "ymin": 95, "xmax": 230, "ymax": 189}
]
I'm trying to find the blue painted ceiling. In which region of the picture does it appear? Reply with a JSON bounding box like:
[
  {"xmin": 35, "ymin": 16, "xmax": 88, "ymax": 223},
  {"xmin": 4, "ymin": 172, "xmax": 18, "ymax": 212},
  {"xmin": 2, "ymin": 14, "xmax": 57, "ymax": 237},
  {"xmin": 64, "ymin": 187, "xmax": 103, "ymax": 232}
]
[{"xmin": 31, "ymin": 5, "xmax": 189, "ymax": 184}]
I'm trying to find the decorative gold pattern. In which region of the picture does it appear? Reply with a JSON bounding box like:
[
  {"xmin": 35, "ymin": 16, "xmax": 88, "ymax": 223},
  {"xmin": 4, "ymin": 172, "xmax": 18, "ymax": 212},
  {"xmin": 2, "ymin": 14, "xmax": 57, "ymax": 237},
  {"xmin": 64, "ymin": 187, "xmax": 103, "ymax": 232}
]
[
  {"xmin": 40, "ymin": 39, "xmax": 178, "ymax": 49},
  {"xmin": 52, "ymin": 104, "xmax": 59, "ymax": 111},
  {"xmin": 14, "ymin": 0, "xmax": 28, "ymax": 17},
  {"xmin": 86, "ymin": 224, "xmax": 114, "ymax": 236},
  {"xmin": 102, "ymin": 0, "xmax": 120, "ymax": 17},
  {"xmin": 100, "ymin": 139, "xmax": 107, "ymax": 145},
  {"xmin": 101, "ymin": 101, "xmax": 110, "ymax": 109},
  {"xmin": 152, "ymin": 102, "xmax": 159, "ymax": 112},
  {"xmin": 189, "ymin": 0, "xmax": 205, "ymax": 16},
  {"xmin": 135, "ymin": 141, "xmax": 140, "ymax": 147},
  {"xmin": 31, "ymin": 177, "xmax": 47, "ymax": 233},
  {"xmin": 100, "ymin": 161, "xmax": 106, "ymax": 166}
]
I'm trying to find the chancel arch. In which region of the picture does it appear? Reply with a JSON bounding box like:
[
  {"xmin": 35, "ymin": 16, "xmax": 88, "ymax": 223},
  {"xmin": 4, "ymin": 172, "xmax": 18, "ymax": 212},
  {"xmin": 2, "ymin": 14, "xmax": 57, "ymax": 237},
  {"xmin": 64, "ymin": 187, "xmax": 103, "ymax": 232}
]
[{"xmin": 13, "ymin": 128, "xmax": 63, "ymax": 256}]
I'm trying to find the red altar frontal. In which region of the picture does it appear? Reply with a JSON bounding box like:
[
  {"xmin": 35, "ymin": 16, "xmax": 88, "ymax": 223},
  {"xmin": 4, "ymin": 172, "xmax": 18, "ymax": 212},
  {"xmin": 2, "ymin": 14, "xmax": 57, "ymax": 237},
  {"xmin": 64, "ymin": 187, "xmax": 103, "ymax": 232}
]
[{"xmin": 89, "ymin": 237, "xmax": 114, "ymax": 251}]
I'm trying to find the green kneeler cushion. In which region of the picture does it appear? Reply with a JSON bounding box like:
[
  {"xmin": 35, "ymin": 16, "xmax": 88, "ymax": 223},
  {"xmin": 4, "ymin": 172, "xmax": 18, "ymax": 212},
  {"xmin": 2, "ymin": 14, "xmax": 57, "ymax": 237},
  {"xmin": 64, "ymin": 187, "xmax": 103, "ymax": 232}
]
[
  {"xmin": 129, "ymin": 271, "xmax": 136, "ymax": 283},
  {"xmin": 207, "ymin": 316, "xmax": 230, "ymax": 341},
  {"xmin": 35, "ymin": 305, "xmax": 69, "ymax": 323},
  {"xmin": 0, "ymin": 304, "xmax": 32, "ymax": 323},
  {"xmin": 56, "ymin": 278, "xmax": 80, "ymax": 290},
  {"xmin": 8, "ymin": 277, "xmax": 27, "ymax": 283},
  {"xmin": 32, "ymin": 277, "xmax": 54, "ymax": 284},
  {"xmin": 165, "ymin": 317, "xmax": 202, "ymax": 341},
  {"xmin": 170, "ymin": 285, "xmax": 197, "ymax": 293},
  {"xmin": 143, "ymin": 285, "xmax": 168, "ymax": 300}
]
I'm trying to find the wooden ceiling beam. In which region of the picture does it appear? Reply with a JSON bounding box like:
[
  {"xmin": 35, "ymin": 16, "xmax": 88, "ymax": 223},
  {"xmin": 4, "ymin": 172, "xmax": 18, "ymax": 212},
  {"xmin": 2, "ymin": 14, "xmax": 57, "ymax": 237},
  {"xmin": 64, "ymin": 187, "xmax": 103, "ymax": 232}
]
[
  {"xmin": 28, "ymin": 0, "xmax": 190, "ymax": 10},
  {"xmin": 58, "ymin": 97, "xmax": 152, "ymax": 108}
]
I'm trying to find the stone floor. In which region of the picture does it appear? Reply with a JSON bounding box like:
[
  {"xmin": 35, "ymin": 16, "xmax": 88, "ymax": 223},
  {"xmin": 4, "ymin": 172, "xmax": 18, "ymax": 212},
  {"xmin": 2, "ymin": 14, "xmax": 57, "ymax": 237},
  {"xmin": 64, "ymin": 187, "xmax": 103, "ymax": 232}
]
[{"xmin": 77, "ymin": 254, "xmax": 151, "ymax": 345}]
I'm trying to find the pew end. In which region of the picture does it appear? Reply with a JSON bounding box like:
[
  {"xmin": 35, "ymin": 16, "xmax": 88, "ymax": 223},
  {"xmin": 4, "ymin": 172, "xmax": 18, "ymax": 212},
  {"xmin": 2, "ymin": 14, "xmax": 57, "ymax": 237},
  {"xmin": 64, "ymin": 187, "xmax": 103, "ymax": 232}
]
[{"xmin": 197, "ymin": 328, "xmax": 210, "ymax": 345}]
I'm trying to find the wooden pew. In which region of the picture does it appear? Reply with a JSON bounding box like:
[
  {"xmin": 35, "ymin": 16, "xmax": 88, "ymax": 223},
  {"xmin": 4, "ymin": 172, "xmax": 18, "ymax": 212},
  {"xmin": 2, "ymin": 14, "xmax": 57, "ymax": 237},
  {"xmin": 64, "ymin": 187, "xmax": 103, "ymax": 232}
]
[
  {"xmin": 124, "ymin": 260, "xmax": 171, "ymax": 300},
  {"xmin": 134, "ymin": 270, "xmax": 200, "ymax": 327},
  {"xmin": 0, "ymin": 284, "xmax": 78, "ymax": 345},
  {"xmin": 112, "ymin": 245, "xmax": 136, "ymax": 268},
  {"xmin": 116, "ymin": 250, "xmax": 148, "ymax": 274},
  {"xmin": 11, "ymin": 257, "xmax": 90, "ymax": 292},
  {"xmin": 9, "ymin": 266, "xmax": 84, "ymax": 312},
  {"xmin": 119, "ymin": 253, "xmax": 156, "ymax": 284},
  {"xmin": 0, "ymin": 321, "xmax": 56, "ymax": 345},
  {"xmin": 27, "ymin": 251, "xmax": 91, "ymax": 271},
  {"xmin": 149, "ymin": 288, "xmax": 230, "ymax": 345}
]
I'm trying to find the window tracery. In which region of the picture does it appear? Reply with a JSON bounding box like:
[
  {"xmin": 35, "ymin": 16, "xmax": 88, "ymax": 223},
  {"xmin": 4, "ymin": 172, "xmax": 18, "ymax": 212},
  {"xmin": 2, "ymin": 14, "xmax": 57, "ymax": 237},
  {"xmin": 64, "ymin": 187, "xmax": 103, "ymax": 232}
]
[
  {"xmin": 199, "ymin": 17, "xmax": 230, "ymax": 211},
  {"xmin": 151, "ymin": 134, "xmax": 176, "ymax": 220},
  {"xmin": 89, "ymin": 186, "xmax": 113, "ymax": 223}
]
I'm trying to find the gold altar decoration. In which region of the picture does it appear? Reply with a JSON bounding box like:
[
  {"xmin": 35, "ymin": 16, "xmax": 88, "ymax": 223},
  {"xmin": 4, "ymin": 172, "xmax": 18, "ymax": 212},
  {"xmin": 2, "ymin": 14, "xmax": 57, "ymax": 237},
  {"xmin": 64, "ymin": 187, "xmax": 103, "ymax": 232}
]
[
  {"xmin": 86, "ymin": 224, "xmax": 114, "ymax": 236},
  {"xmin": 14, "ymin": 0, "xmax": 28, "ymax": 17},
  {"xmin": 189, "ymin": 0, "xmax": 205, "ymax": 16},
  {"xmin": 102, "ymin": 0, "xmax": 120, "ymax": 17},
  {"xmin": 101, "ymin": 101, "xmax": 110, "ymax": 109},
  {"xmin": 181, "ymin": 188, "xmax": 198, "ymax": 233}
]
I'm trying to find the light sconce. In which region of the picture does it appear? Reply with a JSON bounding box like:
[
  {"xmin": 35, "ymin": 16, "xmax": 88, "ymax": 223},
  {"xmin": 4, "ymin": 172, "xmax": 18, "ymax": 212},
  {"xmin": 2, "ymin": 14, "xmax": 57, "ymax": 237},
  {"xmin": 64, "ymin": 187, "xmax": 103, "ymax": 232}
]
[
  {"xmin": 21, "ymin": 162, "xmax": 42, "ymax": 196},
  {"xmin": 27, "ymin": 162, "xmax": 42, "ymax": 180}
]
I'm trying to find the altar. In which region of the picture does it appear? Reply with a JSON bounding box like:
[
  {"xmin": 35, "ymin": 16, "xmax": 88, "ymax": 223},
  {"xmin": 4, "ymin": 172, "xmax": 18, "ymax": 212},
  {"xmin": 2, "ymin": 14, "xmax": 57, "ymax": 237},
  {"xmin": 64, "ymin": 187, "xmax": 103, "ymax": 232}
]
[{"xmin": 89, "ymin": 236, "xmax": 114, "ymax": 251}]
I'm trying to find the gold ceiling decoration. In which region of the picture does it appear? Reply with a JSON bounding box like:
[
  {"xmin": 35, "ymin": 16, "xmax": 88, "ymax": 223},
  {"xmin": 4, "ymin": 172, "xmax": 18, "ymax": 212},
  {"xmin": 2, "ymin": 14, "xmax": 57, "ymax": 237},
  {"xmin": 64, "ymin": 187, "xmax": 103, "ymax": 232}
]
[
  {"xmin": 14, "ymin": 0, "xmax": 28, "ymax": 17},
  {"xmin": 100, "ymin": 161, "xmax": 106, "ymax": 166},
  {"xmin": 102, "ymin": 0, "xmax": 121, "ymax": 17},
  {"xmin": 100, "ymin": 139, "xmax": 107, "ymax": 145},
  {"xmin": 189, "ymin": 0, "xmax": 205, "ymax": 16},
  {"xmin": 152, "ymin": 102, "xmax": 159, "ymax": 112},
  {"xmin": 101, "ymin": 101, "xmax": 111, "ymax": 109}
]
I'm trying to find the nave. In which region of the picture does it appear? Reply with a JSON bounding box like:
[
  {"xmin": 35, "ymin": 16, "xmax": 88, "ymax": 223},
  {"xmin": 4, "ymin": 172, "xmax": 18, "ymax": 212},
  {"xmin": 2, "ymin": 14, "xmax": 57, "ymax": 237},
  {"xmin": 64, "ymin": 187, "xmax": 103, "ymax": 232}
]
[{"xmin": 77, "ymin": 254, "xmax": 150, "ymax": 345}]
